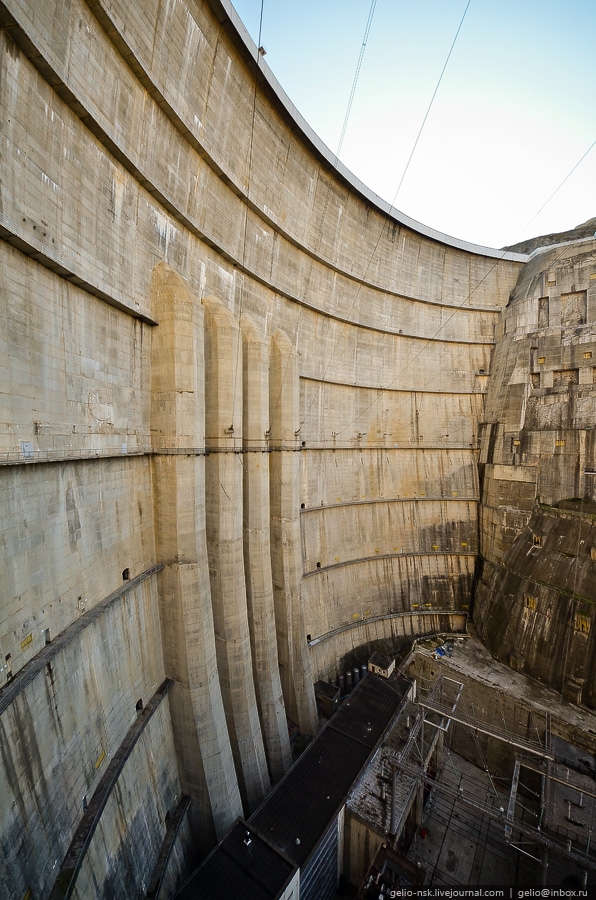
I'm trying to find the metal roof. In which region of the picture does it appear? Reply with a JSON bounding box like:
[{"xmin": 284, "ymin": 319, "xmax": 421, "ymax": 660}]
[
  {"xmin": 171, "ymin": 819, "xmax": 297, "ymax": 900},
  {"xmin": 250, "ymin": 674, "xmax": 407, "ymax": 869},
  {"xmin": 175, "ymin": 673, "xmax": 408, "ymax": 899}
]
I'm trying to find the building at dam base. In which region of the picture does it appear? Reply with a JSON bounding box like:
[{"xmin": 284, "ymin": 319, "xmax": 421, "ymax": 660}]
[{"xmin": 0, "ymin": 0, "xmax": 595, "ymax": 896}]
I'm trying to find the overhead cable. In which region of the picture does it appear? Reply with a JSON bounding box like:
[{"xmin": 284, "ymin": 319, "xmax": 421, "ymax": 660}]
[
  {"xmin": 336, "ymin": 0, "xmax": 378, "ymax": 158},
  {"xmin": 391, "ymin": 0, "xmax": 472, "ymax": 203}
]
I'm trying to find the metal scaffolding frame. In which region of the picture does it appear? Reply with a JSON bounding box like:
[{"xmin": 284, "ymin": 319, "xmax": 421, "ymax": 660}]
[{"xmin": 389, "ymin": 675, "xmax": 596, "ymax": 883}]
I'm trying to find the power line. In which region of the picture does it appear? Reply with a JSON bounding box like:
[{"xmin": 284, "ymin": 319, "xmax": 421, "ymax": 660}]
[
  {"xmin": 511, "ymin": 137, "xmax": 596, "ymax": 246},
  {"xmin": 336, "ymin": 0, "xmax": 377, "ymax": 158},
  {"xmin": 391, "ymin": 0, "xmax": 472, "ymax": 204},
  {"xmin": 299, "ymin": 0, "xmax": 473, "ymax": 432}
]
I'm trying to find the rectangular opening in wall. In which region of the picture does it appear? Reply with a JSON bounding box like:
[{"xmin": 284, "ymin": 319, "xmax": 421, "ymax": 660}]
[
  {"xmin": 574, "ymin": 612, "xmax": 591, "ymax": 634},
  {"xmin": 538, "ymin": 296, "xmax": 549, "ymax": 328},
  {"xmin": 532, "ymin": 534, "xmax": 542, "ymax": 547},
  {"xmin": 561, "ymin": 290, "xmax": 587, "ymax": 327},
  {"xmin": 553, "ymin": 369, "xmax": 579, "ymax": 387}
]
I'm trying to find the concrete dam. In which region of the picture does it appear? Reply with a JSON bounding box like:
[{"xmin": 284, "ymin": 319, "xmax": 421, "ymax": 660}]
[{"xmin": 1, "ymin": 0, "xmax": 595, "ymax": 895}]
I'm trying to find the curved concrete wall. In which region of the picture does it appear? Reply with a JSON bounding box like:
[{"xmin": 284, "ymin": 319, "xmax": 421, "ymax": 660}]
[{"xmin": 0, "ymin": 0, "xmax": 527, "ymax": 893}]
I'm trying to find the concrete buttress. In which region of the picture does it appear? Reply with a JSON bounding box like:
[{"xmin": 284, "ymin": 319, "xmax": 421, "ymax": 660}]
[
  {"xmin": 241, "ymin": 316, "xmax": 293, "ymax": 782},
  {"xmin": 270, "ymin": 330, "xmax": 318, "ymax": 737},
  {"xmin": 203, "ymin": 296, "xmax": 270, "ymax": 812},
  {"xmin": 150, "ymin": 264, "xmax": 242, "ymax": 848}
]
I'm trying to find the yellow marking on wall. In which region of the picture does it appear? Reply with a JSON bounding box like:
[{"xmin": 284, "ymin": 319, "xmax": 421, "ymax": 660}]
[
  {"xmin": 20, "ymin": 633, "xmax": 32, "ymax": 651},
  {"xmin": 352, "ymin": 613, "xmax": 360, "ymax": 620},
  {"xmin": 95, "ymin": 749, "xmax": 106, "ymax": 769},
  {"xmin": 538, "ymin": 357, "xmax": 545, "ymax": 364},
  {"xmin": 575, "ymin": 613, "xmax": 591, "ymax": 635},
  {"xmin": 432, "ymin": 544, "xmax": 439, "ymax": 551}
]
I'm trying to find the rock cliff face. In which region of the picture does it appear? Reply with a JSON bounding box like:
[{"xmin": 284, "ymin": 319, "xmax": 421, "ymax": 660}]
[
  {"xmin": 1, "ymin": 0, "xmax": 591, "ymax": 895},
  {"xmin": 475, "ymin": 240, "xmax": 596, "ymax": 705}
]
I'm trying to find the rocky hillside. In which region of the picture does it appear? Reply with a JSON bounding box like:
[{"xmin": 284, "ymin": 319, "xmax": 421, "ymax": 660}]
[{"xmin": 504, "ymin": 217, "xmax": 596, "ymax": 254}]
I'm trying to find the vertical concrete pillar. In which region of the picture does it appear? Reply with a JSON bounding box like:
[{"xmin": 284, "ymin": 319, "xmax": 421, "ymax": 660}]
[
  {"xmin": 241, "ymin": 316, "xmax": 292, "ymax": 781},
  {"xmin": 150, "ymin": 264, "xmax": 241, "ymax": 850},
  {"xmin": 203, "ymin": 296, "xmax": 269, "ymax": 812},
  {"xmin": 270, "ymin": 330, "xmax": 318, "ymax": 736}
]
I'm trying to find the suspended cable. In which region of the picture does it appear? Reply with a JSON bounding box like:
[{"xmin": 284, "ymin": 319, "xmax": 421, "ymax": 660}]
[
  {"xmin": 392, "ymin": 0, "xmax": 472, "ymax": 204},
  {"xmin": 336, "ymin": 0, "xmax": 377, "ymax": 158},
  {"xmin": 299, "ymin": 0, "xmax": 473, "ymax": 433},
  {"xmin": 516, "ymin": 137, "xmax": 596, "ymax": 242}
]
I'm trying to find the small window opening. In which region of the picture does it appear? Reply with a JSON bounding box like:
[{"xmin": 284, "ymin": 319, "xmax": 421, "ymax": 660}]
[
  {"xmin": 316, "ymin": 561, "xmax": 321, "ymax": 569},
  {"xmin": 301, "ymin": 503, "xmax": 305, "ymax": 509},
  {"xmin": 83, "ymin": 795, "xmax": 88, "ymax": 810},
  {"xmin": 122, "ymin": 568, "xmax": 130, "ymax": 581},
  {"xmin": 532, "ymin": 534, "xmax": 542, "ymax": 548},
  {"xmin": 301, "ymin": 441, "xmax": 306, "ymax": 448},
  {"xmin": 136, "ymin": 698, "xmax": 143, "ymax": 712},
  {"xmin": 306, "ymin": 633, "xmax": 311, "ymax": 642},
  {"xmin": 44, "ymin": 629, "xmax": 51, "ymax": 645}
]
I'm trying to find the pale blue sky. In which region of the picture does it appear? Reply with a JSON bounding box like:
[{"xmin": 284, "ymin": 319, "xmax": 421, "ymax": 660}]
[{"xmin": 231, "ymin": 0, "xmax": 595, "ymax": 249}]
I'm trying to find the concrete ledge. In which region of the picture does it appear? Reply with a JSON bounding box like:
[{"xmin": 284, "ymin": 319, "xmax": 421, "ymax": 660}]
[
  {"xmin": 0, "ymin": 564, "xmax": 164, "ymax": 716},
  {"xmin": 301, "ymin": 496, "xmax": 478, "ymax": 512},
  {"xmin": 309, "ymin": 610, "xmax": 469, "ymax": 646},
  {"xmin": 0, "ymin": 213, "xmax": 157, "ymax": 324},
  {"xmin": 49, "ymin": 678, "xmax": 175, "ymax": 900},
  {"xmin": 146, "ymin": 795, "xmax": 192, "ymax": 900},
  {"xmin": 0, "ymin": 447, "xmax": 152, "ymax": 467},
  {"xmin": 303, "ymin": 551, "xmax": 476, "ymax": 577}
]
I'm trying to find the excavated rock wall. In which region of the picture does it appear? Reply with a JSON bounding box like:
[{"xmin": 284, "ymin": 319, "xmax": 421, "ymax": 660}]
[{"xmin": 475, "ymin": 240, "xmax": 596, "ymax": 705}]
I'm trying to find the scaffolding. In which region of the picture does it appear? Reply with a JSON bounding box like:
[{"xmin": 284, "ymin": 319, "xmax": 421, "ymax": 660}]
[{"xmin": 388, "ymin": 674, "xmax": 596, "ymax": 884}]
